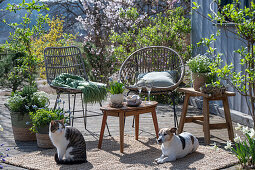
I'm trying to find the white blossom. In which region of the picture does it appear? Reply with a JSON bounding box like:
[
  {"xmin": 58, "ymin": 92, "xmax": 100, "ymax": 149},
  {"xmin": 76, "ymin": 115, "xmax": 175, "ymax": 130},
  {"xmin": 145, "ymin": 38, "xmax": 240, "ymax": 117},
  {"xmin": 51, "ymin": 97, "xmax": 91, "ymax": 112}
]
[
  {"xmin": 242, "ymin": 126, "xmax": 249, "ymax": 134},
  {"xmin": 235, "ymin": 123, "xmax": 243, "ymax": 131},
  {"xmin": 234, "ymin": 134, "xmax": 242, "ymax": 143},
  {"xmin": 248, "ymin": 128, "xmax": 255, "ymax": 139},
  {"xmin": 212, "ymin": 142, "xmax": 218, "ymax": 151},
  {"xmin": 224, "ymin": 141, "xmax": 232, "ymax": 150}
]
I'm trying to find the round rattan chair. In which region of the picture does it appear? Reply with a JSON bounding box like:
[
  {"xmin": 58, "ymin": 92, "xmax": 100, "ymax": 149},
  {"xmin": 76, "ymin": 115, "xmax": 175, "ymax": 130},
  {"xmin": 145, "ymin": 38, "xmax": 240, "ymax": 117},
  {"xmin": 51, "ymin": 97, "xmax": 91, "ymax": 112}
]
[
  {"xmin": 44, "ymin": 46, "xmax": 110, "ymax": 134},
  {"xmin": 118, "ymin": 46, "xmax": 185, "ymax": 127}
]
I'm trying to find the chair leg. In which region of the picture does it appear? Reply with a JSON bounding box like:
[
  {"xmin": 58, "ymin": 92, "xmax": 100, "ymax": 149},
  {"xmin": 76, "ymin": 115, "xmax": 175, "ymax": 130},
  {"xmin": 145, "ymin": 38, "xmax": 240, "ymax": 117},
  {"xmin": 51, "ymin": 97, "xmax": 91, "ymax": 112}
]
[
  {"xmin": 171, "ymin": 92, "xmax": 178, "ymax": 128},
  {"xmin": 100, "ymin": 102, "xmax": 111, "ymax": 136},
  {"xmin": 81, "ymin": 93, "xmax": 87, "ymax": 129},
  {"xmin": 68, "ymin": 93, "xmax": 71, "ymax": 111},
  {"xmin": 71, "ymin": 94, "xmax": 76, "ymax": 127}
]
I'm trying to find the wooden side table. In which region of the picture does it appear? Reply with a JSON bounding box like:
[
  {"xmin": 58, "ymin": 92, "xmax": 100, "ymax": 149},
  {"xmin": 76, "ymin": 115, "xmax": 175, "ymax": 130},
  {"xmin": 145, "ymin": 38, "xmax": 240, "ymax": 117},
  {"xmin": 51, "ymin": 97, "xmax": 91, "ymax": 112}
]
[
  {"xmin": 98, "ymin": 101, "xmax": 159, "ymax": 153},
  {"xmin": 177, "ymin": 87, "xmax": 235, "ymax": 145}
]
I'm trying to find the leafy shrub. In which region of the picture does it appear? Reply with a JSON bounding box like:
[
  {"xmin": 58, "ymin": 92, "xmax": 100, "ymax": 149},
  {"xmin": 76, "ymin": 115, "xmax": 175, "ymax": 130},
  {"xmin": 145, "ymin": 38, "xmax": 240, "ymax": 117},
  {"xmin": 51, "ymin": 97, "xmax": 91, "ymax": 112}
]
[
  {"xmin": 2, "ymin": 9, "xmax": 49, "ymax": 91},
  {"xmin": 30, "ymin": 108, "xmax": 65, "ymax": 133},
  {"xmin": 187, "ymin": 54, "xmax": 211, "ymax": 73},
  {"xmin": 83, "ymin": 42, "xmax": 117, "ymax": 83},
  {"xmin": 6, "ymin": 85, "xmax": 49, "ymax": 113},
  {"xmin": 110, "ymin": 7, "xmax": 191, "ymax": 63},
  {"xmin": 0, "ymin": 51, "xmax": 30, "ymax": 92},
  {"xmin": 108, "ymin": 81, "xmax": 125, "ymax": 94}
]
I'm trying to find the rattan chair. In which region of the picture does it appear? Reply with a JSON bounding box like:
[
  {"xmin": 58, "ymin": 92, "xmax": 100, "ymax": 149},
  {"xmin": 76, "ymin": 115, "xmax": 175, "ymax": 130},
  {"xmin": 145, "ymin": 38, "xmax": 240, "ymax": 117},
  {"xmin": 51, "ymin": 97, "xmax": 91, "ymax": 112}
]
[
  {"xmin": 44, "ymin": 46, "xmax": 110, "ymax": 134},
  {"xmin": 119, "ymin": 46, "xmax": 185, "ymax": 127}
]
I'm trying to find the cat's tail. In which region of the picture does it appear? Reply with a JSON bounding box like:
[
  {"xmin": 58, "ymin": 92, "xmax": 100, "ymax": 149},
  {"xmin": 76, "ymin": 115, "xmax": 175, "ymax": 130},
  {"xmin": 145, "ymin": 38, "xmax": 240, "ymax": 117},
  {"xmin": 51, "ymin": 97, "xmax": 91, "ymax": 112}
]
[{"xmin": 54, "ymin": 153, "xmax": 87, "ymax": 164}]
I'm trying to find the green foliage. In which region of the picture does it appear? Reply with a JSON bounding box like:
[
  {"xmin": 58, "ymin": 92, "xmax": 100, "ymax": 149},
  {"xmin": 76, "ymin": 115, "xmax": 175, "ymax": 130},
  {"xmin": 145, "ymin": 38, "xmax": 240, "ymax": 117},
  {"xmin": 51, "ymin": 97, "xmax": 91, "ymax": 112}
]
[
  {"xmin": 83, "ymin": 42, "xmax": 117, "ymax": 83},
  {"xmin": 0, "ymin": 52, "xmax": 29, "ymax": 92},
  {"xmin": 6, "ymin": 94, "xmax": 24, "ymax": 113},
  {"xmin": 224, "ymin": 124, "xmax": 255, "ymax": 169},
  {"xmin": 30, "ymin": 108, "xmax": 65, "ymax": 133},
  {"xmin": 110, "ymin": 7, "xmax": 191, "ymax": 62},
  {"xmin": 7, "ymin": 85, "xmax": 49, "ymax": 113},
  {"xmin": 5, "ymin": 0, "xmax": 49, "ymax": 13},
  {"xmin": 187, "ymin": 54, "xmax": 211, "ymax": 73},
  {"xmin": 108, "ymin": 81, "xmax": 125, "ymax": 94},
  {"xmin": 198, "ymin": 0, "xmax": 255, "ymax": 126},
  {"xmin": 1, "ymin": 1, "xmax": 49, "ymax": 91}
]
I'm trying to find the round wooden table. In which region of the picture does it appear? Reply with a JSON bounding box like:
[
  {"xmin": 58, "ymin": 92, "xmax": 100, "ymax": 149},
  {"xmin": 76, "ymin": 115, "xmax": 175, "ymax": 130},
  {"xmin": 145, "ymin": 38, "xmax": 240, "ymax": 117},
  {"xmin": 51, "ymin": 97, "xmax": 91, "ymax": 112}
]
[{"xmin": 98, "ymin": 101, "xmax": 159, "ymax": 153}]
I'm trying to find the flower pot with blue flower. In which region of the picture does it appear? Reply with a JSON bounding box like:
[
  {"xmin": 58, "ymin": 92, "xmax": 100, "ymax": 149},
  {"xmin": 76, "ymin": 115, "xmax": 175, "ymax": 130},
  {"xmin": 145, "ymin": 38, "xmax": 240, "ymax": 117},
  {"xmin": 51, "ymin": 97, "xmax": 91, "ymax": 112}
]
[
  {"xmin": 5, "ymin": 86, "xmax": 49, "ymax": 141},
  {"xmin": 30, "ymin": 108, "xmax": 66, "ymax": 148}
]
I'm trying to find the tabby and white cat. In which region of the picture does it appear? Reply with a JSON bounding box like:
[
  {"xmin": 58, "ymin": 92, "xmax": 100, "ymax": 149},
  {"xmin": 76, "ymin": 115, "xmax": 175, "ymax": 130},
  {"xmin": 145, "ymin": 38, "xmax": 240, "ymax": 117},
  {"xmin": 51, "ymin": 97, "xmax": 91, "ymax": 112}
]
[{"xmin": 49, "ymin": 119, "xmax": 87, "ymax": 164}]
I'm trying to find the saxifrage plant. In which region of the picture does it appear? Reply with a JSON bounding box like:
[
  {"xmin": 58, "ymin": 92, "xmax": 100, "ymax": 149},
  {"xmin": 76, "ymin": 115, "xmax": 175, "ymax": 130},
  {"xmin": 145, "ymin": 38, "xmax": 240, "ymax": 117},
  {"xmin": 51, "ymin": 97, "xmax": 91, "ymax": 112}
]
[
  {"xmin": 6, "ymin": 85, "xmax": 49, "ymax": 114},
  {"xmin": 187, "ymin": 54, "xmax": 211, "ymax": 73}
]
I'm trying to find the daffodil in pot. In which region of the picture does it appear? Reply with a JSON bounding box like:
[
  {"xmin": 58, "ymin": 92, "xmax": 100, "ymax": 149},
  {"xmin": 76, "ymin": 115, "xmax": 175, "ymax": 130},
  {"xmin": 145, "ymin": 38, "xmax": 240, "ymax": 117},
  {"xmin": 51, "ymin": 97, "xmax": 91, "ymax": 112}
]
[
  {"xmin": 108, "ymin": 81, "xmax": 125, "ymax": 107},
  {"xmin": 187, "ymin": 54, "xmax": 211, "ymax": 91},
  {"xmin": 30, "ymin": 108, "xmax": 66, "ymax": 148},
  {"xmin": 5, "ymin": 86, "xmax": 49, "ymax": 141}
]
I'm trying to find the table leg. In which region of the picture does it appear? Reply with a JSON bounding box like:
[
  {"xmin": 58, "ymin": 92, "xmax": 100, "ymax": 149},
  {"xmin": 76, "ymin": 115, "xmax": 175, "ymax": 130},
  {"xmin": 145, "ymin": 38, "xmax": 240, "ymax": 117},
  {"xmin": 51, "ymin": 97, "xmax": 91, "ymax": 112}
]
[
  {"xmin": 178, "ymin": 94, "xmax": 190, "ymax": 134},
  {"xmin": 151, "ymin": 109, "xmax": 159, "ymax": 138},
  {"xmin": 223, "ymin": 97, "xmax": 234, "ymax": 142},
  {"xmin": 203, "ymin": 97, "xmax": 210, "ymax": 145},
  {"xmin": 98, "ymin": 111, "xmax": 107, "ymax": 149},
  {"xmin": 135, "ymin": 114, "xmax": 139, "ymax": 140},
  {"xmin": 119, "ymin": 111, "xmax": 125, "ymax": 153}
]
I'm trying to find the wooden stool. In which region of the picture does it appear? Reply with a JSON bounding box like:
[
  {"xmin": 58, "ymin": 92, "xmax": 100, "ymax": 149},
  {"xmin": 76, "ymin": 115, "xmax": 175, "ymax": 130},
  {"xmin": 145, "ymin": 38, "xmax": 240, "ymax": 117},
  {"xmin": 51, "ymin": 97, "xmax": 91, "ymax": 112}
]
[
  {"xmin": 98, "ymin": 101, "xmax": 159, "ymax": 153},
  {"xmin": 177, "ymin": 87, "xmax": 235, "ymax": 145}
]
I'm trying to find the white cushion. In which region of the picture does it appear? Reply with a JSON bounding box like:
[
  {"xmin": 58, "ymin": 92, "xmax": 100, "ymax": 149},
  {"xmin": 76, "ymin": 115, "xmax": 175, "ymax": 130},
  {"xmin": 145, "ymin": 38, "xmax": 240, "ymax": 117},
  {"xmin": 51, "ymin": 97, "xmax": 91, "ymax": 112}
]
[{"xmin": 136, "ymin": 71, "xmax": 178, "ymax": 87}]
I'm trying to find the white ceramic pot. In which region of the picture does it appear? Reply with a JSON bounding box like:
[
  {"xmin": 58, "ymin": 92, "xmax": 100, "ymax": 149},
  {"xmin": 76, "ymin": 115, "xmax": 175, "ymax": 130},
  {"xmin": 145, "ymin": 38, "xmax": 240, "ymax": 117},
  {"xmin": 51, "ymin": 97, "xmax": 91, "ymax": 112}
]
[{"xmin": 110, "ymin": 94, "xmax": 124, "ymax": 105}]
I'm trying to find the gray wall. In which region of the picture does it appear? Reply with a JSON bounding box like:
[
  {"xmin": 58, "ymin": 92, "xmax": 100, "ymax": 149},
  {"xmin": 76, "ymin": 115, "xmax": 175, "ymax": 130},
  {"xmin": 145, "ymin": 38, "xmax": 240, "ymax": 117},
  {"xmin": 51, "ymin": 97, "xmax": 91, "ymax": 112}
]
[{"xmin": 191, "ymin": 0, "xmax": 249, "ymax": 114}]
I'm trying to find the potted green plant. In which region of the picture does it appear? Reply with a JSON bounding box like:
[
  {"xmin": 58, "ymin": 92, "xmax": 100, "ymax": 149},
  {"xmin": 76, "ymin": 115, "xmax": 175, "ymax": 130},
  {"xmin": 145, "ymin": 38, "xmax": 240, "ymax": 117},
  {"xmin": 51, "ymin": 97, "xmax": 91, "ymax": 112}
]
[
  {"xmin": 5, "ymin": 86, "xmax": 49, "ymax": 141},
  {"xmin": 187, "ymin": 54, "xmax": 211, "ymax": 91},
  {"xmin": 30, "ymin": 108, "xmax": 65, "ymax": 148},
  {"xmin": 108, "ymin": 81, "xmax": 125, "ymax": 107}
]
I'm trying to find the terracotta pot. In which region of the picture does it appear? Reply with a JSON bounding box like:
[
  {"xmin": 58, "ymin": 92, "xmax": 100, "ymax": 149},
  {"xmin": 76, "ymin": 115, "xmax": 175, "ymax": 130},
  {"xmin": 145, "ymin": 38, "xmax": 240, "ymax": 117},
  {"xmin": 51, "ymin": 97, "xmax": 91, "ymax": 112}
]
[
  {"xmin": 192, "ymin": 72, "xmax": 209, "ymax": 91},
  {"xmin": 110, "ymin": 94, "xmax": 124, "ymax": 105},
  {"xmin": 9, "ymin": 111, "xmax": 36, "ymax": 141},
  {"xmin": 36, "ymin": 125, "xmax": 54, "ymax": 149}
]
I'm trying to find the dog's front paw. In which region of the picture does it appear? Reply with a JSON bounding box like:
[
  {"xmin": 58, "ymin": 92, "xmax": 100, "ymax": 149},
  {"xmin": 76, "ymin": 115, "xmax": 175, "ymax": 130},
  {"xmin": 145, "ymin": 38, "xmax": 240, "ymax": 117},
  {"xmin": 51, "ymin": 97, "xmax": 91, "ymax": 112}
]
[{"xmin": 156, "ymin": 159, "xmax": 164, "ymax": 164}]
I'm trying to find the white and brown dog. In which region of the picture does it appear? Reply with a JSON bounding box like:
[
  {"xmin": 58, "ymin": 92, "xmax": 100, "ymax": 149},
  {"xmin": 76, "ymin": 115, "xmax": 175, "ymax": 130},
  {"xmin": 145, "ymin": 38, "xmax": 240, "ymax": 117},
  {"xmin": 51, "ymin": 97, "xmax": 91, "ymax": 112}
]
[{"xmin": 155, "ymin": 127, "xmax": 199, "ymax": 164}]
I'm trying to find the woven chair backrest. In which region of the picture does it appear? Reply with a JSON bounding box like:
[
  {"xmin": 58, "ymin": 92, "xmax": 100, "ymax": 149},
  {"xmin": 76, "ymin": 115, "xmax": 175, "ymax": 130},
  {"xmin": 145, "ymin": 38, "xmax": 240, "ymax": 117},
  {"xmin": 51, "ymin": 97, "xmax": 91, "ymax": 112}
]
[
  {"xmin": 44, "ymin": 46, "xmax": 88, "ymax": 85},
  {"xmin": 118, "ymin": 46, "xmax": 184, "ymax": 92}
]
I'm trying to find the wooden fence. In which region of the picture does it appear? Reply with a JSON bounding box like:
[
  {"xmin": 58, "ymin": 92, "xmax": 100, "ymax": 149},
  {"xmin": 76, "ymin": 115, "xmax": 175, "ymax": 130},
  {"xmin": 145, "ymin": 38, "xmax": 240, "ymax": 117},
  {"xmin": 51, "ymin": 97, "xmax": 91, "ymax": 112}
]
[{"xmin": 191, "ymin": 0, "xmax": 249, "ymax": 114}]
